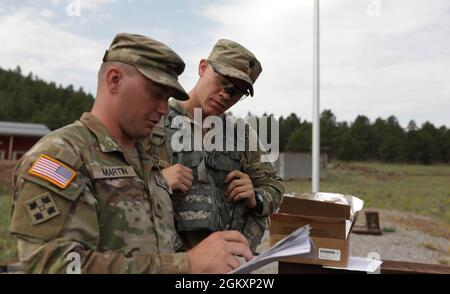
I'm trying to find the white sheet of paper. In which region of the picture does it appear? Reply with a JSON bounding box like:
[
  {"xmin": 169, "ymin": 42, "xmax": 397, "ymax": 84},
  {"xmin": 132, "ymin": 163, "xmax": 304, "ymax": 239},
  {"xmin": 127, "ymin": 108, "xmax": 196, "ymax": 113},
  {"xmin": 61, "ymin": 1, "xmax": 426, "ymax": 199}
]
[
  {"xmin": 324, "ymin": 256, "xmax": 383, "ymax": 272},
  {"xmin": 229, "ymin": 225, "xmax": 312, "ymax": 274}
]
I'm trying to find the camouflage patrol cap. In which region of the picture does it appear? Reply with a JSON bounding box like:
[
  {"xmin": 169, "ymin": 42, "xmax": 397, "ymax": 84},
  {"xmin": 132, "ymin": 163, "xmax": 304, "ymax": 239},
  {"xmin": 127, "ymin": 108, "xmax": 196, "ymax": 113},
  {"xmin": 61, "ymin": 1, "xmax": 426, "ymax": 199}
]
[
  {"xmin": 103, "ymin": 33, "xmax": 189, "ymax": 100},
  {"xmin": 207, "ymin": 39, "xmax": 262, "ymax": 97}
]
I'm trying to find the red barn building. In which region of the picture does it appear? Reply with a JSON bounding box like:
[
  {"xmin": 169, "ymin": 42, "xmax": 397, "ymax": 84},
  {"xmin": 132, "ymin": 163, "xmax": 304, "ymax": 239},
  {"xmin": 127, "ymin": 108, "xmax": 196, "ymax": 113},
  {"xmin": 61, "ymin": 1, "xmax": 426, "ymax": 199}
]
[{"xmin": 0, "ymin": 122, "xmax": 50, "ymax": 160}]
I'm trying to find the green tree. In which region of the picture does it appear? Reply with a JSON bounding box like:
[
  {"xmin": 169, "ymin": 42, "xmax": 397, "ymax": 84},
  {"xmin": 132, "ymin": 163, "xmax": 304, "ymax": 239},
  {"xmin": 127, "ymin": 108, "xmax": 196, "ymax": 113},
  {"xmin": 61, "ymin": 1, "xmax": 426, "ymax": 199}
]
[
  {"xmin": 350, "ymin": 115, "xmax": 374, "ymax": 160},
  {"xmin": 0, "ymin": 66, "xmax": 94, "ymax": 129},
  {"xmin": 285, "ymin": 123, "xmax": 311, "ymax": 152},
  {"xmin": 437, "ymin": 126, "xmax": 449, "ymax": 163},
  {"xmin": 320, "ymin": 109, "xmax": 337, "ymax": 159},
  {"xmin": 335, "ymin": 122, "xmax": 360, "ymax": 162},
  {"xmin": 417, "ymin": 122, "xmax": 441, "ymax": 164},
  {"xmin": 279, "ymin": 113, "xmax": 301, "ymax": 152},
  {"xmin": 379, "ymin": 135, "xmax": 402, "ymax": 162}
]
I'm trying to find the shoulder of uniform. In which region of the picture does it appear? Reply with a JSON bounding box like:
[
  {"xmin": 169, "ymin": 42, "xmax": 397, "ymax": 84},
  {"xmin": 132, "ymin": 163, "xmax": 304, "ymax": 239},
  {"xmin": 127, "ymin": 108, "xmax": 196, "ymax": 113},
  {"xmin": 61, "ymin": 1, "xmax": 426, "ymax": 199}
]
[
  {"xmin": 22, "ymin": 125, "xmax": 87, "ymax": 168},
  {"xmin": 10, "ymin": 123, "xmax": 94, "ymax": 240},
  {"xmin": 168, "ymin": 97, "xmax": 179, "ymax": 109},
  {"xmin": 36, "ymin": 121, "xmax": 92, "ymax": 153},
  {"xmin": 167, "ymin": 99, "xmax": 187, "ymax": 119},
  {"xmin": 223, "ymin": 114, "xmax": 252, "ymax": 128},
  {"xmin": 223, "ymin": 115, "xmax": 258, "ymax": 143},
  {"xmin": 53, "ymin": 121, "xmax": 93, "ymax": 148},
  {"xmin": 13, "ymin": 123, "xmax": 91, "ymax": 196}
]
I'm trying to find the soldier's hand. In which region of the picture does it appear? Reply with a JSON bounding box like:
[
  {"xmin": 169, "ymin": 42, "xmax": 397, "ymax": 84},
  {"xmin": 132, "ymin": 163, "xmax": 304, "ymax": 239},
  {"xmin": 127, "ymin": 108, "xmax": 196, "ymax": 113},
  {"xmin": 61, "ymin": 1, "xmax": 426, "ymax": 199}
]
[
  {"xmin": 187, "ymin": 230, "xmax": 253, "ymax": 273},
  {"xmin": 161, "ymin": 164, "xmax": 193, "ymax": 193},
  {"xmin": 225, "ymin": 170, "xmax": 256, "ymax": 209}
]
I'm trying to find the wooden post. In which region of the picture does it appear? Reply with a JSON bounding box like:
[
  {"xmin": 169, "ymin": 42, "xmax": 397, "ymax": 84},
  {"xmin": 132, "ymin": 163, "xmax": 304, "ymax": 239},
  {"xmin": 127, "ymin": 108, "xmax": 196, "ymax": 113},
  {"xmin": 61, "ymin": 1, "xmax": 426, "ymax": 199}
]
[{"xmin": 8, "ymin": 135, "xmax": 13, "ymax": 160}]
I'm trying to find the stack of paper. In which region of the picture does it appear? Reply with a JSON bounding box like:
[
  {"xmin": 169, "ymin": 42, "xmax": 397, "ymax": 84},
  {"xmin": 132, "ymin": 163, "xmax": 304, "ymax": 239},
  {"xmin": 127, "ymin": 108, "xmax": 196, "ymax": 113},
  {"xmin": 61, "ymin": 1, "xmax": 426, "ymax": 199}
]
[{"xmin": 230, "ymin": 225, "xmax": 312, "ymax": 274}]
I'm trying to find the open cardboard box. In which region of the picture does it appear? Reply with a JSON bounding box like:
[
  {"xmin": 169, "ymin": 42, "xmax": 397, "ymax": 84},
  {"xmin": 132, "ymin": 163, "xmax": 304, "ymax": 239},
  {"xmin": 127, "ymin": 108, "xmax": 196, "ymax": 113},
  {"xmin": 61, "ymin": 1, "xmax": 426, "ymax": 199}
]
[{"xmin": 270, "ymin": 193, "xmax": 364, "ymax": 267}]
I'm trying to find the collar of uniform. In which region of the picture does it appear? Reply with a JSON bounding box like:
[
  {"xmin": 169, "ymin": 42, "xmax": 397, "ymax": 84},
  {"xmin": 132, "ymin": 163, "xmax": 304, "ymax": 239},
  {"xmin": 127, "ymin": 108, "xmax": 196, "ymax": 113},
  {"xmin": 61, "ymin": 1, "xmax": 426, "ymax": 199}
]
[
  {"xmin": 79, "ymin": 112, "xmax": 122, "ymax": 153},
  {"xmin": 168, "ymin": 98, "xmax": 226, "ymax": 128},
  {"xmin": 135, "ymin": 140, "xmax": 155, "ymax": 167},
  {"xmin": 169, "ymin": 98, "xmax": 190, "ymax": 119},
  {"xmin": 169, "ymin": 98, "xmax": 198, "ymax": 129}
]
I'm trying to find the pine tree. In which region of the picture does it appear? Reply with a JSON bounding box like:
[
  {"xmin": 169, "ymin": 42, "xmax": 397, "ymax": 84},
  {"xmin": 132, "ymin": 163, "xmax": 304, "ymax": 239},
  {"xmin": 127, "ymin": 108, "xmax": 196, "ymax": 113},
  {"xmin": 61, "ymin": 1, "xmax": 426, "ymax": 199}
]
[{"xmin": 0, "ymin": 66, "xmax": 94, "ymax": 129}]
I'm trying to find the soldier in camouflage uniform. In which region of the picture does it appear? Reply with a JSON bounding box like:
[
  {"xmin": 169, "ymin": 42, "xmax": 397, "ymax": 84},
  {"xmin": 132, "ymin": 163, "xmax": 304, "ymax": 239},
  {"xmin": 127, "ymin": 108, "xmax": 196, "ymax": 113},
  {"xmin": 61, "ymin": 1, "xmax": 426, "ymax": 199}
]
[
  {"xmin": 145, "ymin": 40, "xmax": 284, "ymax": 252},
  {"xmin": 9, "ymin": 33, "xmax": 252, "ymax": 274}
]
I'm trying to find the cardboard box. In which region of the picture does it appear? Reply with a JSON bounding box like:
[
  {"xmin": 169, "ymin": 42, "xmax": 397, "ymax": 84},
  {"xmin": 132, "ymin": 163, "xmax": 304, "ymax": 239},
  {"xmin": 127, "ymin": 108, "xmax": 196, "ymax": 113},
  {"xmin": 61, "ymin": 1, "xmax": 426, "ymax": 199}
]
[{"xmin": 270, "ymin": 194, "xmax": 361, "ymax": 267}]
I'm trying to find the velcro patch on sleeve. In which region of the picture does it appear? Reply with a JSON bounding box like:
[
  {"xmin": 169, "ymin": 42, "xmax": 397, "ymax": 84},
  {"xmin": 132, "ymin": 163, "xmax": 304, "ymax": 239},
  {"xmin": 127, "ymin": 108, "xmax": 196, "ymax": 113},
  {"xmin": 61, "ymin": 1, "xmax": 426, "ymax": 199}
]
[
  {"xmin": 28, "ymin": 154, "xmax": 77, "ymax": 189},
  {"xmin": 25, "ymin": 193, "xmax": 60, "ymax": 225}
]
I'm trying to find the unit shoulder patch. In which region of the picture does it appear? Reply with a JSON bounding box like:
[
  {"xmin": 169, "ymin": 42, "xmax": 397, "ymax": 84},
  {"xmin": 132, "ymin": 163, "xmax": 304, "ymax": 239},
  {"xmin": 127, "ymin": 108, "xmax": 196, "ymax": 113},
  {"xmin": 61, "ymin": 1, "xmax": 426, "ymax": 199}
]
[
  {"xmin": 28, "ymin": 154, "xmax": 77, "ymax": 189},
  {"xmin": 25, "ymin": 192, "xmax": 60, "ymax": 225}
]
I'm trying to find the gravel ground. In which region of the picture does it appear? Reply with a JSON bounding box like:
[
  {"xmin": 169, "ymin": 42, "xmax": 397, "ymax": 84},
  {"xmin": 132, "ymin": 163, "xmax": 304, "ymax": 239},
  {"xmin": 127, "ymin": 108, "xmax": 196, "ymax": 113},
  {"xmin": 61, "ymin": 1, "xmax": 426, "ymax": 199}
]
[
  {"xmin": 249, "ymin": 209, "xmax": 449, "ymax": 274},
  {"xmin": 350, "ymin": 225, "xmax": 449, "ymax": 265}
]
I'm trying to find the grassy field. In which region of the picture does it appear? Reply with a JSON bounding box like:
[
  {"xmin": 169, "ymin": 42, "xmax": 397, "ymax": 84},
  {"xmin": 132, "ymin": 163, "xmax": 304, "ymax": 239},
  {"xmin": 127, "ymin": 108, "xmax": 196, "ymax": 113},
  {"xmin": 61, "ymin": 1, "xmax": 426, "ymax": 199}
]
[
  {"xmin": 285, "ymin": 161, "xmax": 450, "ymax": 224},
  {"xmin": 0, "ymin": 161, "xmax": 449, "ymax": 261},
  {"xmin": 0, "ymin": 185, "xmax": 17, "ymax": 261}
]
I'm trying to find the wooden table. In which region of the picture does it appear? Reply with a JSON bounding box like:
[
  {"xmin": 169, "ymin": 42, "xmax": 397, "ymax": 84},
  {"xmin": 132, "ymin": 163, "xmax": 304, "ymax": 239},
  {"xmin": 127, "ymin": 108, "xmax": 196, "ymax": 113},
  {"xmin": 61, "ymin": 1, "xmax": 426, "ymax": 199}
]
[{"xmin": 279, "ymin": 260, "xmax": 450, "ymax": 274}]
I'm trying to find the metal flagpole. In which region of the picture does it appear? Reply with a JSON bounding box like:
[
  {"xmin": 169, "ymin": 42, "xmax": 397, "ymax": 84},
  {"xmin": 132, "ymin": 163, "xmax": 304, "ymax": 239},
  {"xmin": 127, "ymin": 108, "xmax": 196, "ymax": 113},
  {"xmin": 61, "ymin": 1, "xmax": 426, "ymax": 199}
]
[{"xmin": 312, "ymin": 0, "xmax": 320, "ymax": 193}]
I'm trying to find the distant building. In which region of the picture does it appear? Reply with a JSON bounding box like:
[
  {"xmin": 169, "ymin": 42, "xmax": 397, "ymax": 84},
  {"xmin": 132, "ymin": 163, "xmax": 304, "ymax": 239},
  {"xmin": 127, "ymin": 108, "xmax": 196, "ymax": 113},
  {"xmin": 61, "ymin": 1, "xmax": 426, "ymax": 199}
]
[
  {"xmin": 0, "ymin": 121, "xmax": 50, "ymax": 160},
  {"xmin": 273, "ymin": 152, "xmax": 328, "ymax": 180}
]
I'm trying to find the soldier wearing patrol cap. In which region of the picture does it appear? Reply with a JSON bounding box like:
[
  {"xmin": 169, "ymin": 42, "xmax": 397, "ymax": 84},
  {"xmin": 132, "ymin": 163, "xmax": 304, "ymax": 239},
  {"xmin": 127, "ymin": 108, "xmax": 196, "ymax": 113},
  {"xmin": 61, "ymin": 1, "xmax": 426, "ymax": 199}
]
[
  {"xmin": 145, "ymin": 39, "xmax": 284, "ymax": 252},
  {"xmin": 10, "ymin": 33, "xmax": 253, "ymax": 274}
]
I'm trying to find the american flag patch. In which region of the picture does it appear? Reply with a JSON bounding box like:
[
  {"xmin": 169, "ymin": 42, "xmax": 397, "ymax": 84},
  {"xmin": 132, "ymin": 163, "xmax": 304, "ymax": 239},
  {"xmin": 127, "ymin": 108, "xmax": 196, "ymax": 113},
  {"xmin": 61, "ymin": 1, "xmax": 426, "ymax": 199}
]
[{"xmin": 28, "ymin": 154, "xmax": 77, "ymax": 189}]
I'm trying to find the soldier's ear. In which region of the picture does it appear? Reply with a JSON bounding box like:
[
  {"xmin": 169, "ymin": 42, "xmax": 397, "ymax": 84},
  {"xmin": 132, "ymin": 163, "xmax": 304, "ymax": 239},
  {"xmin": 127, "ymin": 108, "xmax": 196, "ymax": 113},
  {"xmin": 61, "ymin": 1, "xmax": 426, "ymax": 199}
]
[
  {"xmin": 198, "ymin": 59, "xmax": 208, "ymax": 77},
  {"xmin": 106, "ymin": 68, "xmax": 121, "ymax": 94}
]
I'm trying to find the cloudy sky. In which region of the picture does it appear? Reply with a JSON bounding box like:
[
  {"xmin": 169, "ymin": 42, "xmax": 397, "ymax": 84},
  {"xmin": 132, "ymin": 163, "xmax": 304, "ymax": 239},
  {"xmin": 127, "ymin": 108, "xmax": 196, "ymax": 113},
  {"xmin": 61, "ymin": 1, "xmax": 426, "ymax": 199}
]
[{"xmin": 0, "ymin": 0, "xmax": 449, "ymax": 127}]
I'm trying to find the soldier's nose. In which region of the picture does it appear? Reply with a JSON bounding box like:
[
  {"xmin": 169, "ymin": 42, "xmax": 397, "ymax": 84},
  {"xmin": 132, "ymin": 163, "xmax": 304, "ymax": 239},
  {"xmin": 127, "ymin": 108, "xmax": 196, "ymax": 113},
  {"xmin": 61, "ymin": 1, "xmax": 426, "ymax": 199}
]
[{"xmin": 158, "ymin": 99, "xmax": 169, "ymax": 116}]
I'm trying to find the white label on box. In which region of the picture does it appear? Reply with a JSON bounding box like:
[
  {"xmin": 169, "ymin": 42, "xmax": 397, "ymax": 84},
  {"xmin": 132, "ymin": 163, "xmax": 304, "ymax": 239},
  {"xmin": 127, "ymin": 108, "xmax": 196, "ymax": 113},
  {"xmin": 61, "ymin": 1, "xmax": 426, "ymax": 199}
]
[{"xmin": 318, "ymin": 248, "xmax": 341, "ymax": 261}]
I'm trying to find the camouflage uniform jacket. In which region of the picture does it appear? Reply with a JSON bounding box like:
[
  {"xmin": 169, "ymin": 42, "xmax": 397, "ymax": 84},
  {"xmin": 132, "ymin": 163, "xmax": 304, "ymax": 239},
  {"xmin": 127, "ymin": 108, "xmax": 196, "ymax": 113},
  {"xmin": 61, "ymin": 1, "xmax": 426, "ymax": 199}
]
[
  {"xmin": 145, "ymin": 99, "xmax": 285, "ymax": 251},
  {"xmin": 10, "ymin": 113, "xmax": 189, "ymax": 274}
]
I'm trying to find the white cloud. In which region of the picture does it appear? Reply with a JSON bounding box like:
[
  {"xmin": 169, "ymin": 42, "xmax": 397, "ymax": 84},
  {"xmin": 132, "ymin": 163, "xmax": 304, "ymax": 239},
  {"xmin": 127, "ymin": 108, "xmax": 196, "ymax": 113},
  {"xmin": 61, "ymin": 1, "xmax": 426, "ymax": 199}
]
[
  {"xmin": 0, "ymin": 6, "xmax": 107, "ymax": 93},
  {"xmin": 58, "ymin": 0, "xmax": 117, "ymax": 11},
  {"xmin": 39, "ymin": 8, "xmax": 55, "ymax": 19},
  {"xmin": 0, "ymin": 0, "xmax": 448, "ymax": 127},
  {"xmin": 196, "ymin": 0, "xmax": 450, "ymax": 126},
  {"xmin": 79, "ymin": 0, "xmax": 116, "ymax": 11}
]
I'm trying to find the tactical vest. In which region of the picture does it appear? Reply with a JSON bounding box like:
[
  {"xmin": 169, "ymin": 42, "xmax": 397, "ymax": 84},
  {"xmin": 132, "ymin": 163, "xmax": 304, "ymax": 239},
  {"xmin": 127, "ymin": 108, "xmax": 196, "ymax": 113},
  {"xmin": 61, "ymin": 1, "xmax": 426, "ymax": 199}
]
[
  {"xmin": 162, "ymin": 109, "xmax": 250, "ymax": 233},
  {"xmin": 149, "ymin": 105, "xmax": 267, "ymax": 252}
]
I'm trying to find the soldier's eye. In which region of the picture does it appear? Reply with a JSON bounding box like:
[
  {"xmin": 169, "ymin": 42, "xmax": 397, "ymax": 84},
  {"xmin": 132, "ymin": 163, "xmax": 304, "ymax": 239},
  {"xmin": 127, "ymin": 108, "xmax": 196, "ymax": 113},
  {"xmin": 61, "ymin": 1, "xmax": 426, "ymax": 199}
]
[{"xmin": 224, "ymin": 87, "xmax": 238, "ymax": 97}]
